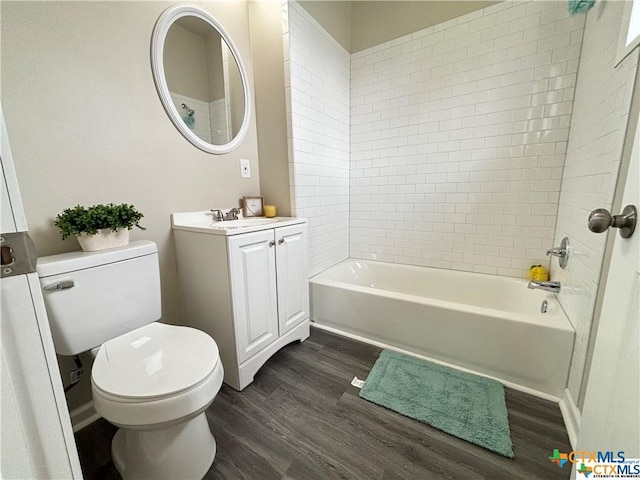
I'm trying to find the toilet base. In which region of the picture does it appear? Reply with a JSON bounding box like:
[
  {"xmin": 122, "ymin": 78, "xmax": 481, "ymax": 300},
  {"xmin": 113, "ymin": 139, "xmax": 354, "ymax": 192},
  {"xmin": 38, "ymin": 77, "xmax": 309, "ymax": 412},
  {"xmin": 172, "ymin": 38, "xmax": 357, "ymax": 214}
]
[{"xmin": 111, "ymin": 412, "xmax": 216, "ymax": 479}]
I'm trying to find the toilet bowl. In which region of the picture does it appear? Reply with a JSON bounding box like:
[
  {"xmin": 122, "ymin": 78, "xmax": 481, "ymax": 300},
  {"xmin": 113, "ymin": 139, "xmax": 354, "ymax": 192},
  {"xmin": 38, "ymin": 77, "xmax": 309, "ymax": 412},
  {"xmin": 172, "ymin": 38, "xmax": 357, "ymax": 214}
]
[
  {"xmin": 91, "ymin": 322, "xmax": 224, "ymax": 479},
  {"xmin": 37, "ymin": 241, "xmax": 224, "ymax": 479}
]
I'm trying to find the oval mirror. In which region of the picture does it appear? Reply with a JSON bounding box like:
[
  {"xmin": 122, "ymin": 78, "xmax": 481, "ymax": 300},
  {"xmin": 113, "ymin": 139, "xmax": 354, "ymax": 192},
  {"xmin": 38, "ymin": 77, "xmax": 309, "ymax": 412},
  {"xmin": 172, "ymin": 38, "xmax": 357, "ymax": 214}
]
[{"xmin": 151, "ymin": 5, "xmax": 250, "ymax": 154}]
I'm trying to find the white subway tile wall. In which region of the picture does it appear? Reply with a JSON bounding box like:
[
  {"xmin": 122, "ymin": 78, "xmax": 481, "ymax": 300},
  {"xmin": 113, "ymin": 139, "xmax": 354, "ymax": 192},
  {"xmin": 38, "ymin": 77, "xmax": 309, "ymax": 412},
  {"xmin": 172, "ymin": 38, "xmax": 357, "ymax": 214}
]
[
  {"xmin": 221, "ymin": 42, "xmax": 235, "ymax": 144},
  {"xmin": 169, "ymin": 92, "xmax": 213, "ymax": 144},
  {"xmin": 209, "ymin": 98, "xmax": 229, "ymax": 145},
  {"xmin": 551, "ymin": 1, "xmax": 638, "ymax": 402},
  {"xmin": 286, "ymin": 0, "xmax": 638, "ymax": 410},
  {"xmin": 287, "ymin": 1, "xmax": 351, "ymax": 276},
  {"xmin": 349, "ymin": 1, "xmax": 584, "ymax": 277}
]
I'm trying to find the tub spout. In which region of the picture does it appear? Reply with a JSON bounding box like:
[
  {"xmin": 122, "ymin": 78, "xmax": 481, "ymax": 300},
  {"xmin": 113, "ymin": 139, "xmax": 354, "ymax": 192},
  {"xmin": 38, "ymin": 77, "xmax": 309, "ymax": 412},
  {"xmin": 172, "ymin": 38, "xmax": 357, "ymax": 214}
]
[{"xmin": 528, "ymin": 280, "xmax": 561, "ymax": 293}]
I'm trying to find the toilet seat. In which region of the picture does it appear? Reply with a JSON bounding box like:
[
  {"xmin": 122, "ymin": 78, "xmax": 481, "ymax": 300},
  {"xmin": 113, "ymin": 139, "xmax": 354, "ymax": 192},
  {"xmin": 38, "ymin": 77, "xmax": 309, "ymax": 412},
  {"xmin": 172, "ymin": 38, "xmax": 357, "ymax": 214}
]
[
  {"xmin": 92, "ymin": 322, "xmax": 224, "ymax": 427},
  {"xmin": 92, "ymin": 322, "xmax": 219, "ymax": 400}
]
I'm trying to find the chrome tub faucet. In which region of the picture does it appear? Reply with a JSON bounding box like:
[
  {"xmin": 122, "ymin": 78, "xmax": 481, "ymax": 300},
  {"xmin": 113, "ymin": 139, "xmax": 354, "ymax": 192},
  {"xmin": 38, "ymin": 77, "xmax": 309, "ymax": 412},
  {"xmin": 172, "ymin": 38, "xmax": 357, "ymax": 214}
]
[{"xmin": 528, "ymin": 280, "xmax": 561, "ymax": 293}]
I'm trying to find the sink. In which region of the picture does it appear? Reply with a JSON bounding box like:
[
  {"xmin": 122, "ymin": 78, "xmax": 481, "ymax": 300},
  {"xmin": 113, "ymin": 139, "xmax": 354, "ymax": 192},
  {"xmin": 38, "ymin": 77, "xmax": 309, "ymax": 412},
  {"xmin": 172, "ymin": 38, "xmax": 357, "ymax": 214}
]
[
  {"xmin": 171, "ymin": 211, "xmax": 306, "ymax": 236},
  {"xmin": 209, "ymin": 218, "xmax": 280, "ymax": 229}
]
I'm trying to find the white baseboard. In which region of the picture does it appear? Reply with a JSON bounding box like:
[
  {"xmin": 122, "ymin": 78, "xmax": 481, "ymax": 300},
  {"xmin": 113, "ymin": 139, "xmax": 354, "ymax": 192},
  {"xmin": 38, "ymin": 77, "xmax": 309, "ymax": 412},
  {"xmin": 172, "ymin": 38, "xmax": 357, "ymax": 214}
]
[
  {"xmin": 70, "ymin": 401, "xmax": 101, "ymax": 432},
  {"xmin": 559, "ymin": 388, "xmax": 581, "ymax": 449}
]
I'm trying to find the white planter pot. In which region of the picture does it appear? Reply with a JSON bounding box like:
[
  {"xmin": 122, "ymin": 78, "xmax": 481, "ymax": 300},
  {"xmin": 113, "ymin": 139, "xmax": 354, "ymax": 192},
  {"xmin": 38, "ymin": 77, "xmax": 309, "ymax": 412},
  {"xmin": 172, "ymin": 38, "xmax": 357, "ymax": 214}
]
[{"xmin": 77, "ymin": 229, "xmax": 130, "ymax": 252}]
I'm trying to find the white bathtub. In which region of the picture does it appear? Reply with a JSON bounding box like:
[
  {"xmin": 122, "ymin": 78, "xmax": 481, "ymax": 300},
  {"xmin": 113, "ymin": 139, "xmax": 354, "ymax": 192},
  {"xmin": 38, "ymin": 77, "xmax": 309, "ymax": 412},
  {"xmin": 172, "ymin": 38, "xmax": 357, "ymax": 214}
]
[{"xmin": 310, "ymin": 259, "xmax": 575, "ymax": 399}]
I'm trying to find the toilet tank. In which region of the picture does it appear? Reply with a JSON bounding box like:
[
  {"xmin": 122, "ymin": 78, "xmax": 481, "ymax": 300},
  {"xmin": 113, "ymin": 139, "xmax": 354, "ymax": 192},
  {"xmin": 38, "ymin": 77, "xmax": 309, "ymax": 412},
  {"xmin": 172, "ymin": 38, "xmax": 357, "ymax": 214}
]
[{"xmin": 37, "ymin": 241, "xmax": 161, "ymax": 356}]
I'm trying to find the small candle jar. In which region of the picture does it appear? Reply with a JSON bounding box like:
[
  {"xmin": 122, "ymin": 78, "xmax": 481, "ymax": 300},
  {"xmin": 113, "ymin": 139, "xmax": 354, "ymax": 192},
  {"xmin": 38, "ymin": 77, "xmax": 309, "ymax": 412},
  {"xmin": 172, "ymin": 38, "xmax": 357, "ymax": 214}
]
[{"xmin": 264, "ymin": 205, "xmax": 277, "ymax": 218}]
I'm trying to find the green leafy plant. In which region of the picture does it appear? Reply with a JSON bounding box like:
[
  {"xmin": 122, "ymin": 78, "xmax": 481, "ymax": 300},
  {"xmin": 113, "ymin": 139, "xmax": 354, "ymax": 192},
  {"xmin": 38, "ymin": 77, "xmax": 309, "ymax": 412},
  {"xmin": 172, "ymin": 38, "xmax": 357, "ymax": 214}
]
[{"xmin": 54, "ymin": 203, "xmax": 146, "ymax": 240}]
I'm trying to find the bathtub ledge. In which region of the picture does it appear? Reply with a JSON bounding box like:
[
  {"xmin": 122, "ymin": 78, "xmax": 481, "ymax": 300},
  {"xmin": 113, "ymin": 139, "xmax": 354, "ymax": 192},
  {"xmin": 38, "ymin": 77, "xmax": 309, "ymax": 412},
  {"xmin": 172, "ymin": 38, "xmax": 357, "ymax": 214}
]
[{"xmin": 312, "ymin": 323, "xmax": 563, "ymax": 403}]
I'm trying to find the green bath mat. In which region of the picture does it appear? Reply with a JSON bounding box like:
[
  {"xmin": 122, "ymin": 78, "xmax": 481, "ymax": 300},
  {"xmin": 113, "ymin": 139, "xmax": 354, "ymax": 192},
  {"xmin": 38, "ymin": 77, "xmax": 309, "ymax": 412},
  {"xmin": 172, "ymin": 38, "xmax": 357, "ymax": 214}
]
[{"xmin": 360, "ymin": 350, "xmax": 514, "ymax": 458}]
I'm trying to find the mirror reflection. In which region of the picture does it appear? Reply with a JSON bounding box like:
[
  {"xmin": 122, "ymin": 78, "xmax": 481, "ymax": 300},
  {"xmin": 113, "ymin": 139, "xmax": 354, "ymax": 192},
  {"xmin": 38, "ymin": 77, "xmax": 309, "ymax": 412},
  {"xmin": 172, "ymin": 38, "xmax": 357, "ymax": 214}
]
[{"xmin": 163, "ymin": 16, "xmax": 245, "ymax": 146}]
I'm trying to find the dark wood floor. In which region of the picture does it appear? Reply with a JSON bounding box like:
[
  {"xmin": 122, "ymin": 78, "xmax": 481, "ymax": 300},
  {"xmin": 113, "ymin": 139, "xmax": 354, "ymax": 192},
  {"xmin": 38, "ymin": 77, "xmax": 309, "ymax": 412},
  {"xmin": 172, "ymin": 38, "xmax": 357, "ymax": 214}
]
[{"xmin": 76, "ymin": 328, "xmax": 572, "ymax": 479}]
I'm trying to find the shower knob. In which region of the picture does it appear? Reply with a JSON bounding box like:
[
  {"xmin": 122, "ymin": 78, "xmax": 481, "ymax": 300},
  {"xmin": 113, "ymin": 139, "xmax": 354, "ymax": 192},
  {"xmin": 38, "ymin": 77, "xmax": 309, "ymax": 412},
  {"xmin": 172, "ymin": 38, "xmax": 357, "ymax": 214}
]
[{"xmin": 588, "ymin": 205, "xmax": 637, "ymax": 238}]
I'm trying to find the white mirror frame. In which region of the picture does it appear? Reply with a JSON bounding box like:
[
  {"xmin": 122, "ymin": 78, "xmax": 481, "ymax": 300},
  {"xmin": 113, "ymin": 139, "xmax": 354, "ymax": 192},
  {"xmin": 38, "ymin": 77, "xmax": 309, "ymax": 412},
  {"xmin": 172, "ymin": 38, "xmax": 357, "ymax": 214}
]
[{"xmin": 151, "ymin": 4, "xmax": 251, "ymax": 154}]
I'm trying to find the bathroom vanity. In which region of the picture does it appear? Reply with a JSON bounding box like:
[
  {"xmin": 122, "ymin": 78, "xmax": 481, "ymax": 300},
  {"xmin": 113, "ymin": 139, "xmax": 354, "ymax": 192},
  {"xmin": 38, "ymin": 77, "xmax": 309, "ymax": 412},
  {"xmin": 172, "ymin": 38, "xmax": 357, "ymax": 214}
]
[{"xmin": 171, "ymin": 212, "xmax": 309, "ymax": 390}]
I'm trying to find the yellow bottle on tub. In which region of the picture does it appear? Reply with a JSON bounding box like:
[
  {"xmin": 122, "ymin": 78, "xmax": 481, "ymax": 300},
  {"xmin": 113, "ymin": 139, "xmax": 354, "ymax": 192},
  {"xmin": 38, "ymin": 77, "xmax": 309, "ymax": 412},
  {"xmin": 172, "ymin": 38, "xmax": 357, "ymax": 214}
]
[{"xmin": 528, "ymin": 265, "xmax": 549, "ymax": 281}]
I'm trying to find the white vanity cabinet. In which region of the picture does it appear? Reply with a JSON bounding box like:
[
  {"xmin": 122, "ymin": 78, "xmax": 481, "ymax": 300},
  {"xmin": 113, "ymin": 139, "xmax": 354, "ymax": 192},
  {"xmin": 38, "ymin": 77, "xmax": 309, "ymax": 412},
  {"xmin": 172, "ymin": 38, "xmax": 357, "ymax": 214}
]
[
  {"xmin": 228, "ymin": 223, "xmax": 309, "ymax": 364},
  {"xmin": 172, "ymin": 214, "xmax": 309, "ymax": 390}
]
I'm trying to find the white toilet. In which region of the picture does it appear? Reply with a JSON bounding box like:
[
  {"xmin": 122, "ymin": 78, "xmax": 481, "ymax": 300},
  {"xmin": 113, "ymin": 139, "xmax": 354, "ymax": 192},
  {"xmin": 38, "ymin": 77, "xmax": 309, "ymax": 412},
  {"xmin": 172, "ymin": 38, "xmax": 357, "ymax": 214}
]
[{"xmin": 37, "ymin": 240, "xmax": 224, "ymax": 480}]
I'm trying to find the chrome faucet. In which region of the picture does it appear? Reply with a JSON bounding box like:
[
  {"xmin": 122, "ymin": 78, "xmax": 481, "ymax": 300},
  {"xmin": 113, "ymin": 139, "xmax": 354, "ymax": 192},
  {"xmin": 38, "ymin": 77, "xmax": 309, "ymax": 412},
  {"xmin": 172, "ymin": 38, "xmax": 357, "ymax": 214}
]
[
  {"xmin": 224, "ymin": 207, "xmax": 241, "ymax": 221},
  {"xmin": 528, "ymin": 280, "xmax": 561, "ymax": 293},
  {"xmin": 210, "ymin": 209, "xmax": 224, "ymax": 222}
]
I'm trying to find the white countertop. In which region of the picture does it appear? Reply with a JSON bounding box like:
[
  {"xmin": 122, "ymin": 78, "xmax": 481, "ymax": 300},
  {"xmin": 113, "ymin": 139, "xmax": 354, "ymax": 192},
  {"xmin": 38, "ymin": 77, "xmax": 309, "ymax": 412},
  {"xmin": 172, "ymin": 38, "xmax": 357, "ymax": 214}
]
[{"xmin": 171, "ymin": 211, "xmax": 306, "ymax": 236}]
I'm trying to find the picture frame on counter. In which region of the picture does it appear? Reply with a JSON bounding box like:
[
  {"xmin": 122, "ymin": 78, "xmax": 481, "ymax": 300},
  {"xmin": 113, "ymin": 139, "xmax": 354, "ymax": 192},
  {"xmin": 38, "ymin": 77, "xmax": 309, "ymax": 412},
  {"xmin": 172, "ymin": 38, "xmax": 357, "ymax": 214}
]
[{"xmin": 242, "ymin": 196, "xmax": 264, "ymax": 217}]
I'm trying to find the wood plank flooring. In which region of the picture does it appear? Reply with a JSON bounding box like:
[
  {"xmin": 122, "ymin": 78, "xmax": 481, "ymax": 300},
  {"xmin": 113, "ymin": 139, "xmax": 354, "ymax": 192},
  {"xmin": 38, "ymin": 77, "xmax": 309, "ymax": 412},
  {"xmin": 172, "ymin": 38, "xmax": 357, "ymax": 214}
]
[{"xmin": 75, "ymin": 328, "xmax": 572, "ymax": 479}]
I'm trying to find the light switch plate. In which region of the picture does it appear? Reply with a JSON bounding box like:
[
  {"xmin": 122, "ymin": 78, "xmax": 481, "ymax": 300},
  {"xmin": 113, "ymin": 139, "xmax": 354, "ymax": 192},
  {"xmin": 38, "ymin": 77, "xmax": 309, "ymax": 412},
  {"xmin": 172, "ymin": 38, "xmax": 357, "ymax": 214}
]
[{"xmin": 240, "ymin": 159, "xmax": 251, "ymax": 178}]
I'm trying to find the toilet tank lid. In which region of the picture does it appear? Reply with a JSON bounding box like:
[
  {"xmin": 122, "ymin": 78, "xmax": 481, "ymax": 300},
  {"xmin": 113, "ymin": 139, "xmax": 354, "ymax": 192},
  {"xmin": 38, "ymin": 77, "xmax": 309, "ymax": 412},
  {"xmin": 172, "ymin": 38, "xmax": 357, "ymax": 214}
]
[{"xmin": 37, "ymin": 240, "xmax": 157, "ymax": 278}]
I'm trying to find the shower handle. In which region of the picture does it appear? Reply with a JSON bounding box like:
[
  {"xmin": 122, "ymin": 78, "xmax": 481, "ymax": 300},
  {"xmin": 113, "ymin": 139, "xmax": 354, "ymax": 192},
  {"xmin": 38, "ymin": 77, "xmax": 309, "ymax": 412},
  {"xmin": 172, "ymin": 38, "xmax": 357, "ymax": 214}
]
[{"xmin": 546, "ymin": 237, "xmax": 570, "ymax": 269}]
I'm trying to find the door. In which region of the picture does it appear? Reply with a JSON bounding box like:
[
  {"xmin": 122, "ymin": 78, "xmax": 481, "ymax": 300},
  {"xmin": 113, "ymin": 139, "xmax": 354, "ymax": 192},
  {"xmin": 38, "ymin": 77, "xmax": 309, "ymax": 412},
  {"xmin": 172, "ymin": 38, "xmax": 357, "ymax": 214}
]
[
  {"xmin": 575, "ymin": 121, "xmax": 639, "ymax": 455},
  {"xmin": 1, "ymin": 105, "xmax": 82, "ymax": 477},
  {"xmin": 228, "ymin": 229, "xmax": 278, "ymax": 364},
  {"xmin": 275, "ymin": 223, "xmax": 309, "ymax": 335}
]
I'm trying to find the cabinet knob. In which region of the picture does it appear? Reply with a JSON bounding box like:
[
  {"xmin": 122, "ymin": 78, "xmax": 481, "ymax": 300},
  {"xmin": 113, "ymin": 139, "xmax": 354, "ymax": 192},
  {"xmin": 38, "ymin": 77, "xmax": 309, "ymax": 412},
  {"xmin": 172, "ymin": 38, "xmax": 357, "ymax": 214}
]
[
  {"xmin": 278, "ymin": 238, "xmax": 285, "ymax": 245},
  {"xmin": 269, "ymin": 240, "xmax": 275, "ymax": 247}
]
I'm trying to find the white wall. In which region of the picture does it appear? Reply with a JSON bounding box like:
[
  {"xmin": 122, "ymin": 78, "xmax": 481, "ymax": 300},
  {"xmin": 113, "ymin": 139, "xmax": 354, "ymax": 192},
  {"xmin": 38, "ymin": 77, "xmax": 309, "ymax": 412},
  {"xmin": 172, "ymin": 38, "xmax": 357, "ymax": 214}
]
[
  {"xmin": 249, "ymin": 0, "xmax": 292, "ymax": 217},
  {"xmin": 1, "ymin": 0, "xmax": 261, "ymax": 304},
  {"xmin": 551, "ymin": 0, "xmax": 639, "ymax": 405},
  {"xmin": 576, "ymin": 120, "xmax": 639, "ymax": 458},
  {"xmin": 164, "ymin": 22, "xmax": 212, "ymax": 102},
  {"xmin": 1, "ymin": 0, "xmax": 260, "ymax": 411},
  {"xmin": 287, "ymin": 1, "xmax": 351, "ymax": 276},
  {"xmin": 350, "ymin": 1, "xmax": 584, "ymax": 277}
]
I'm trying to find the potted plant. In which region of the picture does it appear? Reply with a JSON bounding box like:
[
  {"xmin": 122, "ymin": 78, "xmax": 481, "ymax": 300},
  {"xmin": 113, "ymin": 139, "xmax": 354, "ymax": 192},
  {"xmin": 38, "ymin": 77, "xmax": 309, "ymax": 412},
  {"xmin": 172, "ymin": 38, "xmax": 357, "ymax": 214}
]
[{"xmin": 54, "ymin": 203, "xmax": 146, "ymax": 251}]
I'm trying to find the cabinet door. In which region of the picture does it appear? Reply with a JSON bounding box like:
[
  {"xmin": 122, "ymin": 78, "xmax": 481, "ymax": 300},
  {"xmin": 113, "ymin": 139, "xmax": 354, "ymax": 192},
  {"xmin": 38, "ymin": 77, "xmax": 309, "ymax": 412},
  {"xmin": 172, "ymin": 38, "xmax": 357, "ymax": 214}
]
[
  {"xmin": 228, "ymin": 230, "xmax": 278, "ymax": 364},
  {"xmin": 275, "ymin": 224, "xmax": 309, "ymax": 335}
]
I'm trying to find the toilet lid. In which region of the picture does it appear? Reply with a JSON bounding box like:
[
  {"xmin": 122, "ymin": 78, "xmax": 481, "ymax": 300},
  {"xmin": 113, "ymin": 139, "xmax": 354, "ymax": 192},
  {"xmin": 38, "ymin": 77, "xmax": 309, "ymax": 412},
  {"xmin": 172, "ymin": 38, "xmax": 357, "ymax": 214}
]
[{"xmin": 92, "ymin": 323, "xmax": 220, "ymax": 400}]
